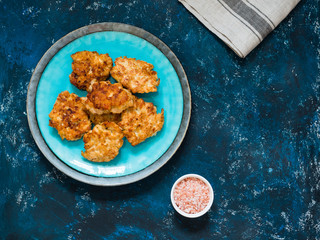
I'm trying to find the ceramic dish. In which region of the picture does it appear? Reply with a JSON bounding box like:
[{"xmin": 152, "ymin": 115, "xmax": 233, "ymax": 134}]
[
  {"xmin": 27, "ymin": 23, "xmax": 191, "ymax": 186},
  {"xmin": 171, "ymin": 174, "xmax": 214, "ymax": 218}
]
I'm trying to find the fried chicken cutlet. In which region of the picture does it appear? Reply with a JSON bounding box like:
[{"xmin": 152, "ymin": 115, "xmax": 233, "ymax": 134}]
[
  {"xmin": 82, "ymin": 122, "xmax": 124, "ymax": 162},
  {"xmin": 111, "ymin": 57, "xmax": 160, "ymax": 93},
  {"xmin": 118, "ymin": 98, "xmax": 164, "ymax": 146},
  {"xmin": 81, "ymin": 97, "xmax": 121, "ymax": 125},
  {"xmin": 49, "ymin": 91, "xmax": 91, "ymax": 141},
  {"xmin": 69, "ymin": 51, "xmax": 113, "ymax": 91},
  {"xmin": 88, "ymin": 112, "xmax": 121, "ymax": 125},
  {"xmin": 87, "ymin": 81, "xmax": 134, "ymax": 114}
]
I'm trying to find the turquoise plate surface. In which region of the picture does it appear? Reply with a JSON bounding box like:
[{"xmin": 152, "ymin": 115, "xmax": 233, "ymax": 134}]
[{"xmin": 36, "ymin": 31, "xmax": 183, "ymax": 178}]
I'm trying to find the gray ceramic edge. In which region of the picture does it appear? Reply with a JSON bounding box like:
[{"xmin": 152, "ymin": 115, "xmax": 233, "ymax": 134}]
[{"xmin": 26, "ymin": 22, "xmax": 191, "ymax": 186}]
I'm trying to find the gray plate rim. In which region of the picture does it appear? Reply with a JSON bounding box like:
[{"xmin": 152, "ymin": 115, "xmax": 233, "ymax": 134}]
[{"xmin": 26, "ymin": 22, "xmax": 191, "ymax": 186}]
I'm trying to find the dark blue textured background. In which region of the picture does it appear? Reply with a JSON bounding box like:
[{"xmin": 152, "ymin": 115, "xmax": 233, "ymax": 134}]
[{"xmin": 0, "ymin": 0, "xmax": 319, "ymax": 239}]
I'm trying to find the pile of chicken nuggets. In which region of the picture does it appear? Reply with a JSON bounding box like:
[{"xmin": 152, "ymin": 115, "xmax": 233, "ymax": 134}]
[{"xmin": 49, "ymin": 51, "xmax": 164, "ymax": 162}]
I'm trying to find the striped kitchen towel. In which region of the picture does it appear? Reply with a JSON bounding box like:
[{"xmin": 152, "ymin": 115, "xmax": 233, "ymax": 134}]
[{"xmin": 179, "ymin": 0, "xmax": 300, "ymax": 58}]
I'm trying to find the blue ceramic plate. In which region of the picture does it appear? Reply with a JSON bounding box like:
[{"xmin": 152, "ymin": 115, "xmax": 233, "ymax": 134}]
[{"xmin": 35, "ymin": 31, "xmax": 183, "ymax": 177}]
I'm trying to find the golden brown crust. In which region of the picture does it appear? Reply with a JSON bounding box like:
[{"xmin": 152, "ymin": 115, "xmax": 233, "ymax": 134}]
[
  {"xmin": 69, "ymin": 51, "xmax": 113, "ymax": 91},
  {"xmin": 87, "ymin": 81, "xmax": 134, "ymax": 114},
  {"xmin": 118, "ymin": 98, "xmax": 164, "ymax": 146},
  {"xmin": 81, "ymin": 97, "xmax": 121, "ymax": 125},
  {"xmin": 81, "ymin": 122, "xmax": 124, "ymax": 162},
  {"xmin": 89, "ymin": 112, "xmax": 121, "ymax": 125},
  {"xmin": 49, "ymin": 91, "xmax": 91, "ymax": 141},
  {"xmin": 111, "ymin": 57, "xmax": 160, "ymax": 93},
  {"xmin": 81, "ymin": 97, "xmax": 107, "ymax": 115}
]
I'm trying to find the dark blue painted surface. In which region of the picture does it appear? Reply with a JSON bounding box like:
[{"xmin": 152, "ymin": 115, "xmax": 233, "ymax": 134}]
[{"xmin": 0, "ymin": 0, "xmax": 319, "ymax": 239}]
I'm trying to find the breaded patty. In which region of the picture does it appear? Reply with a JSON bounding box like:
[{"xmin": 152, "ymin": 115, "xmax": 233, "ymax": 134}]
[
  {"xmin": 88, "ymin": 112, "xmax": 121, "ymax": 125},
  {"xmin": 49, "ymin": 91, "xmax": 91, "ymax": 141},
  {"xmin": 118, "ymin": 98, "xmax": 164, "ymax": 146},
  {"xmin": 81, "ymin": 122, "xmax": 124, "ymax": 162},
  {"xmin": 81, "ymin": 97, "xmax": 121, "ymax": 124},
  {"xmin": 69, "ymin": 51, "xmax": 113, "ymax": 91},
  {"xmin": 110, "ymin": 57, "xmax": 160, "ymax": 93},
  {"xmin": 87, "ymin": 81, "xmax": 134, "ymax": 114},
  {"xmin": 81, "ymin": 97, "xmax": 106, "ymax": 115}
]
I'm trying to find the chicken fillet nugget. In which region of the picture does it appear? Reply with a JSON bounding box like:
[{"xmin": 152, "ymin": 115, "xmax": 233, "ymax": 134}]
[
  {"xmin": 81, "ymin": 97, "xmax": 106, "ymax": 115},
  {"xmin": 111, "ymin": 57, "xmax": 159, "ymax": 93},
  {"xmin": 70, "ymin": 51, "xmax": 113, "ymax": 91},
  {"xmin": 88, "ymin": 112, "xmax": 121, "ymax": 125},
  {"xmin": 118, "ymin": 98, "xmax": 164, "ymax": 146},
  {"xmin": 87, "ymin": 81, "xmax": 134, "ymax": 114},
  {"xmin": 49, "ymin": 91, "xmax": 91, "ymax": 141},
  {"xmin": 81, "ymin": 122, "xmax": 124, "ymax": 162},
  {"xmin": 81, "ymin": 97, "xmax": 121, "ymax": 124}
]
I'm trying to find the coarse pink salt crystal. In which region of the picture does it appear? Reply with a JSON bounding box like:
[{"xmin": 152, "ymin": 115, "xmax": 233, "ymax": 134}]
[{"xmin": 173, "ymin": 177, "xmax": 210, "ymax": 214}]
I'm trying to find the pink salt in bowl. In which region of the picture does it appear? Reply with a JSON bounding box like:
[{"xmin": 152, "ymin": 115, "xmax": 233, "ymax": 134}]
[{"xmin": 171, "ymin": 174, "xmax": 214, "ymax": 218}]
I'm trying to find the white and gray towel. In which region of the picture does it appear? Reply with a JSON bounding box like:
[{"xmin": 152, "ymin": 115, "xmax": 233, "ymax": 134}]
[{"xmin": 179, "ymin": 0, "xmax": 300, "ymax": 57}]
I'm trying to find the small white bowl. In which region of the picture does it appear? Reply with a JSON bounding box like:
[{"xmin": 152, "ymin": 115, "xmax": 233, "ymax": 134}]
[{"xmin": 171, "ymin": 174, "xmax": 214, "ymax": 218}]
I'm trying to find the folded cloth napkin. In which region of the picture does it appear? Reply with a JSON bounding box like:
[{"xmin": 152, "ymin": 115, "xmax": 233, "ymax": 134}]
[{"xmin": 179, "ymin": 0, "xmax": 300, "ymax": 57}]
